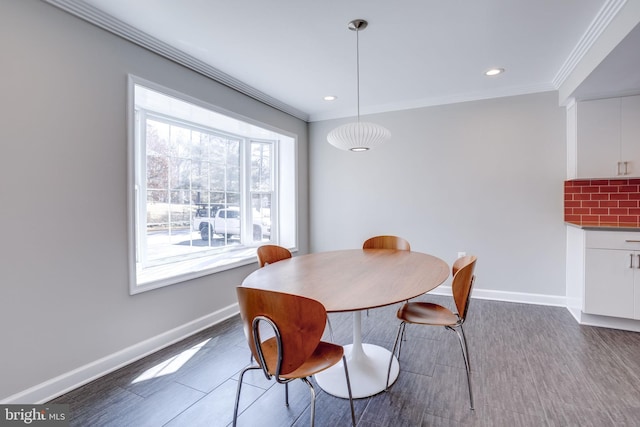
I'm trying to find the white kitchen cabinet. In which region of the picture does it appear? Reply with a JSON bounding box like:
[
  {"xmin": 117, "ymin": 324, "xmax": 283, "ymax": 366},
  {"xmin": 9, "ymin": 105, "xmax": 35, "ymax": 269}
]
[
  {"xmin": 576, "ymin": 95, "xmax": 640, "ymax": 179},
  {"xmin": 622, "ymin": 95, "xmax": 640, "ymax": 173},
  {"xmin": 584, "ymin": 230, "xmax": 640, "ymax": 319}
]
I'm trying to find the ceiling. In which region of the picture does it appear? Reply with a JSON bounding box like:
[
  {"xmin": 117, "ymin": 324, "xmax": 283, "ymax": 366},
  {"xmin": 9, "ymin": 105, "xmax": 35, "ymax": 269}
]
[
  {"xmin": 571, "ymin": 20, "xmax": 640, "ymax": 100},
  {"xmin": 50, "ymin": 0, "xmax": 638, "ymax": 122}
]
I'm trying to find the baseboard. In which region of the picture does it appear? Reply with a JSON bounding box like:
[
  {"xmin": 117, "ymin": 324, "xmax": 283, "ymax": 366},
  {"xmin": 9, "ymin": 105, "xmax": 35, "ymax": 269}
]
[
  {"xmin": 572, "ymin": 311, "xmax": 640, "ymax": 332},
  {"xmin": 433, "ymin": 287, "xmax": 640, "ymax": 331},
  {"xmin": 430, "ymin": 286, "xmax": 567, "ymax": 307},
  {"xmin": 1, "ymin": 303, "xmax": 239, "ymax": 404},
  {"xmin": 567, "ymin": 305, "xmax": 583, "ymax": 323}
]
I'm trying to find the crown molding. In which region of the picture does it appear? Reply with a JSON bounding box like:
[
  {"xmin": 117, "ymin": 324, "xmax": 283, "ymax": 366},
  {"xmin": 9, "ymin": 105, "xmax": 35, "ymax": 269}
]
[
  {"xmin": 43, "ymin": 0, "xmax": 310, "ymax": 122},
  {"xmin": 309, "ymin": 82, "xmax": 556, "ymax": 122},
  {"xmin": 552, "ymin": 0, "xmax": 628, "ymax": 89}
]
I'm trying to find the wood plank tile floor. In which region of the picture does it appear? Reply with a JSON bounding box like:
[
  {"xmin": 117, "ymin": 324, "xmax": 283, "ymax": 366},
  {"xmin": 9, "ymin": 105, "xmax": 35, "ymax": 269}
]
[{"xmin": 50, "ymin": 295, "xmax": 640, "ymax": 426}]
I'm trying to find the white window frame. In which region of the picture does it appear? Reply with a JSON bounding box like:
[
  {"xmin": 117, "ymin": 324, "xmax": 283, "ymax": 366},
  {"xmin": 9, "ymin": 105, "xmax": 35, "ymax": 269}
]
[{"xmin": 127, "ymin": 75, "xmax": 297, "ymax": 294}]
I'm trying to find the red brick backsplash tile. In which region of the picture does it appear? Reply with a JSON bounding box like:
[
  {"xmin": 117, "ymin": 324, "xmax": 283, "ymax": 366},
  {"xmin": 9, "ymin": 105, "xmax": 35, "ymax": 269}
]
[
  {"xmin": 601, "ymin": 186, "xmax": 619, "ymax": 193},
  {"xmin": 565, "ymin": 186, "xmax": 582, "ymax": 194},
  {"xmin": 611, "ymin": 193, "xmax": 629, "ymax": 200},
  {"xmin": 581, "ymin": 215, "xmax": 599, "ymax": 224},
  {"xmin": 582, "ymin": 186, "xmax": 600, "ymax": 193},
  {"xmin": 610, "ymin": 208, "xmax": 629, "ymax": 215},
  {"xmin": 564, "ymin": 179, "xmax": 640, "ymax": 228}
]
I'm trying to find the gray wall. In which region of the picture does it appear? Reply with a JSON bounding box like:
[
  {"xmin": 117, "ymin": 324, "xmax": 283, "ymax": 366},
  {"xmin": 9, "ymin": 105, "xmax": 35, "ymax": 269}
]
[
  {"xmin": 0, "ymin": 0, "xmax": 308, "ymax": 401},
  {"xmin": 309, "ymin": 92, "xmax": 566, "ymax": 297}
]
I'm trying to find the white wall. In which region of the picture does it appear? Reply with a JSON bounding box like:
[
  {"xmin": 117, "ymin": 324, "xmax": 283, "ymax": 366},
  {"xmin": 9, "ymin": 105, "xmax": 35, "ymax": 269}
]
[
  {"xmin": 0, "ymin": 0, "xmax": 308, "ymax": 402},
  {"xmin": 309, "ymin": 92, "xmax": 566, "ymax": 298}
]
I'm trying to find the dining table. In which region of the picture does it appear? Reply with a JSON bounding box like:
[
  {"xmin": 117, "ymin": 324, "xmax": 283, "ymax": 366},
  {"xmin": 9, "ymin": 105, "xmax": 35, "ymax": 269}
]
[{"xmin": 241, "ymin": 248, "xmax": 449, "ymax": 398}]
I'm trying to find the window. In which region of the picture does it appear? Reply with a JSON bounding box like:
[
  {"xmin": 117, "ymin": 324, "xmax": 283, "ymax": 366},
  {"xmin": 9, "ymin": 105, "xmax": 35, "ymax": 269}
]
[{"xmin": 128, "ymin": 76, "xmax": 297, "ymax": 293}]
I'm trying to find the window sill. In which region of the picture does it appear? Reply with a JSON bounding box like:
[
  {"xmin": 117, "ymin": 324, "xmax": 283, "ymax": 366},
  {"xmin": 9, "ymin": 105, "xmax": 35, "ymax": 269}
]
[{"xmin": 131, "ymin": 246, "xmax": 258, "ymax": 294}]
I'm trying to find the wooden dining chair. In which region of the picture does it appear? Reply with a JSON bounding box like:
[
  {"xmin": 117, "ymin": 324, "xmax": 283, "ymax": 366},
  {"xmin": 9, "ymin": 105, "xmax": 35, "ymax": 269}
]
[
  {"xmin": 362, "ymin": 235, "xmax": 411, "ymax": 316},
  {"xmin": 385, "ymin": 255, "xmax": 477, "ymax": 410},
  {"xmin": 234, "ymin": 287, "xmax": 356, "ymax": 426},
  {"xmin": 362, "ymin": 235, "xmax": 411, "ymax": 251},
  {"xmin": 256, "ymin": 244, "xmax": 292, "ymax": 268}
]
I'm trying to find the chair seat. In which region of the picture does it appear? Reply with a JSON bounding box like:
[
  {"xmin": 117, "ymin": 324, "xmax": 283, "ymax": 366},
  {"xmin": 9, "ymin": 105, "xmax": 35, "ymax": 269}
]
[
  {"xmin": 260, "ymin": 339, "xmax": 345, "ymax": 379},
  {"xmin": 397, "ymin": 302, "xmax": 459, "ymax": 326}
]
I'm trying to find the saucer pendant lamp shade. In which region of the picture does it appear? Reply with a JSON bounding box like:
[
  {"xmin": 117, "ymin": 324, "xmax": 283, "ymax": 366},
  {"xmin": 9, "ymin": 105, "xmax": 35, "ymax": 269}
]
[
  {"xmin": 327, "ymin": 19, "xmax": 390, "ymax": 152},
  {"xmin": 327, "ymin": 122, "xmax": 391, "ymax": 152}
]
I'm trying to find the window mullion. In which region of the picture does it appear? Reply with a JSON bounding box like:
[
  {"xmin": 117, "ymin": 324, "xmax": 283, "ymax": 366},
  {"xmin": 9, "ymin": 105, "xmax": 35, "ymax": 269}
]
[
  {"xmin": 240, "ymin": 138, "xmax": 250, "ymax": 244},
  {"xmin": 137, "ymin": 110, "xmax": 148, "ymax": 267},
  {"xmin": 271, "ymin": 139, "xmax": 279, "ymax": 243}
]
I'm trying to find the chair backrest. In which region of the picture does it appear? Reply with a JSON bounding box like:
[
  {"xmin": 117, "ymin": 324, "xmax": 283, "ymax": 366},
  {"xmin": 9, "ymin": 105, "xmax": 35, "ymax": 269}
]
[
  {"xmin": 256, "ymin": 245, "xmax": 292, "ymax": 268},
  {"xmin": 452, "ymin": 255, "xmax": 470, "ymax": 277},
  {"xmin": 236, "ymin": 287, "xmax": 327, "ymax": 376},
  {"xmin": 451, "ymin": 255, "xmax": 477, "ymax": 321},
  {"xmin": 362, "ymin": 235, "xmax": 411, "ymax": 251}
]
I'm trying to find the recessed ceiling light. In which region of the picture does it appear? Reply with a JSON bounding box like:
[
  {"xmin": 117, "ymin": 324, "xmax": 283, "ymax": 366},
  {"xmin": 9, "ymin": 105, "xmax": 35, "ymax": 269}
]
[
  {"xmin": 485, "ymin": 68, "xmax": 505, "ymax": 76},
  {"xmin": 323, "ymin": 95, "xmax": 337, "ymax": 101}
]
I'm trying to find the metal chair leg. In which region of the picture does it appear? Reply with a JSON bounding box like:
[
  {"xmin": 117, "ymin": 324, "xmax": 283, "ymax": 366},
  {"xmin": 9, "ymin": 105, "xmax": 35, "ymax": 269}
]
[
  {"xmin": 459, "ymin": 324, "xmax": 471, "ymax": 372},
  {"xmin": 233, "ymin": 365, "xmax": 261, "ymax": 427},
  {"xmin": 301, "ymin": 377, "xmax": 316, "ymax": 427},
  {"xmin": 386, "ymin": 321, "xmax": 405, "ymax": 391},
  {"xmin": 342, "ymin": 355, "xmax": 356, "ymax": 426},
  {"xmin": 451, "ymin": 325, "xmax": 474, "ymax": 410},
  {"xmin": 326, "ymin": 316, "xmax": 335, "ymax": 342},
  {"xmin": 284, "ymin": 382, "xmax": 289, "ymax": 406},
  {"xmin": 398, "ymin": 322, "xmax": 407, "ymax": 358}
]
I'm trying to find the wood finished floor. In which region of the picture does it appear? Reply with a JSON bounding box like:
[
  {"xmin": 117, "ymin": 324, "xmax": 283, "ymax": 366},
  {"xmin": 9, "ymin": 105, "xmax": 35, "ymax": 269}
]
[{"xmin": 50, "ymin": 295, "xmax": 640, "ymax": 426}]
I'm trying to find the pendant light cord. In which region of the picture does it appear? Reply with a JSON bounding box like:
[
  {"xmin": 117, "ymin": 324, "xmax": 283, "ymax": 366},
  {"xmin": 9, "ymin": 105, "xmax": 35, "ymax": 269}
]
[{"xmin": 356, "ymin": 25, "xmax": 361, "ymax": 124}]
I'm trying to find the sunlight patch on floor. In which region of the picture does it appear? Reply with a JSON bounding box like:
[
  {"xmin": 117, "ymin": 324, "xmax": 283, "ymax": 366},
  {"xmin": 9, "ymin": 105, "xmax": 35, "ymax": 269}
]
[{"xmin": 132, "ymin": 338, "xmax": 211, "ymax": 383}]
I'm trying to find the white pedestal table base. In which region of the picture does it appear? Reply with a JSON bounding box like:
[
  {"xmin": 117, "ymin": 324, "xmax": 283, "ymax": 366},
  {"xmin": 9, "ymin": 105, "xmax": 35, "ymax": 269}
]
[
  {"xmin": 315, "ymin": 343, "xmax": 399, "ymax": 398},
  {"xmin": 315, "ymin": 311, "xmax": 400, "ymax": 398}
]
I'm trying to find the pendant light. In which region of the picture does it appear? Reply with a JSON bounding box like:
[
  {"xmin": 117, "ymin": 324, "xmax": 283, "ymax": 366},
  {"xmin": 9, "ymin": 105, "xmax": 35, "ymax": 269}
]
[{"xmin": 327, "ymin": 19, "xmax": 391, "ymax": 152}]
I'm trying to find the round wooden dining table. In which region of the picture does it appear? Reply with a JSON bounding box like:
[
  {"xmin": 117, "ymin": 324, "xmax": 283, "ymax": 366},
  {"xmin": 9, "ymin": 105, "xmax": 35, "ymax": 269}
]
[{"xmin": 241, "ymin": 248, "xmax": 449, "ymax": 398}]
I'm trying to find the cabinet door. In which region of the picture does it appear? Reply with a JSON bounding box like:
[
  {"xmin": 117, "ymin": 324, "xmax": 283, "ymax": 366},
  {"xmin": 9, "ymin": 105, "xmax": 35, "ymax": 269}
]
[
  {"xmin": 584, "ymin": 248, "xmax": 635, "ymax": 318},
  {"xmin": 621, "ymin": 95, "xmax": 640, "ymax": 176},
  {"xmin": 577, "ymin": 98, "xmax": 622, "ymax": 179}
]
